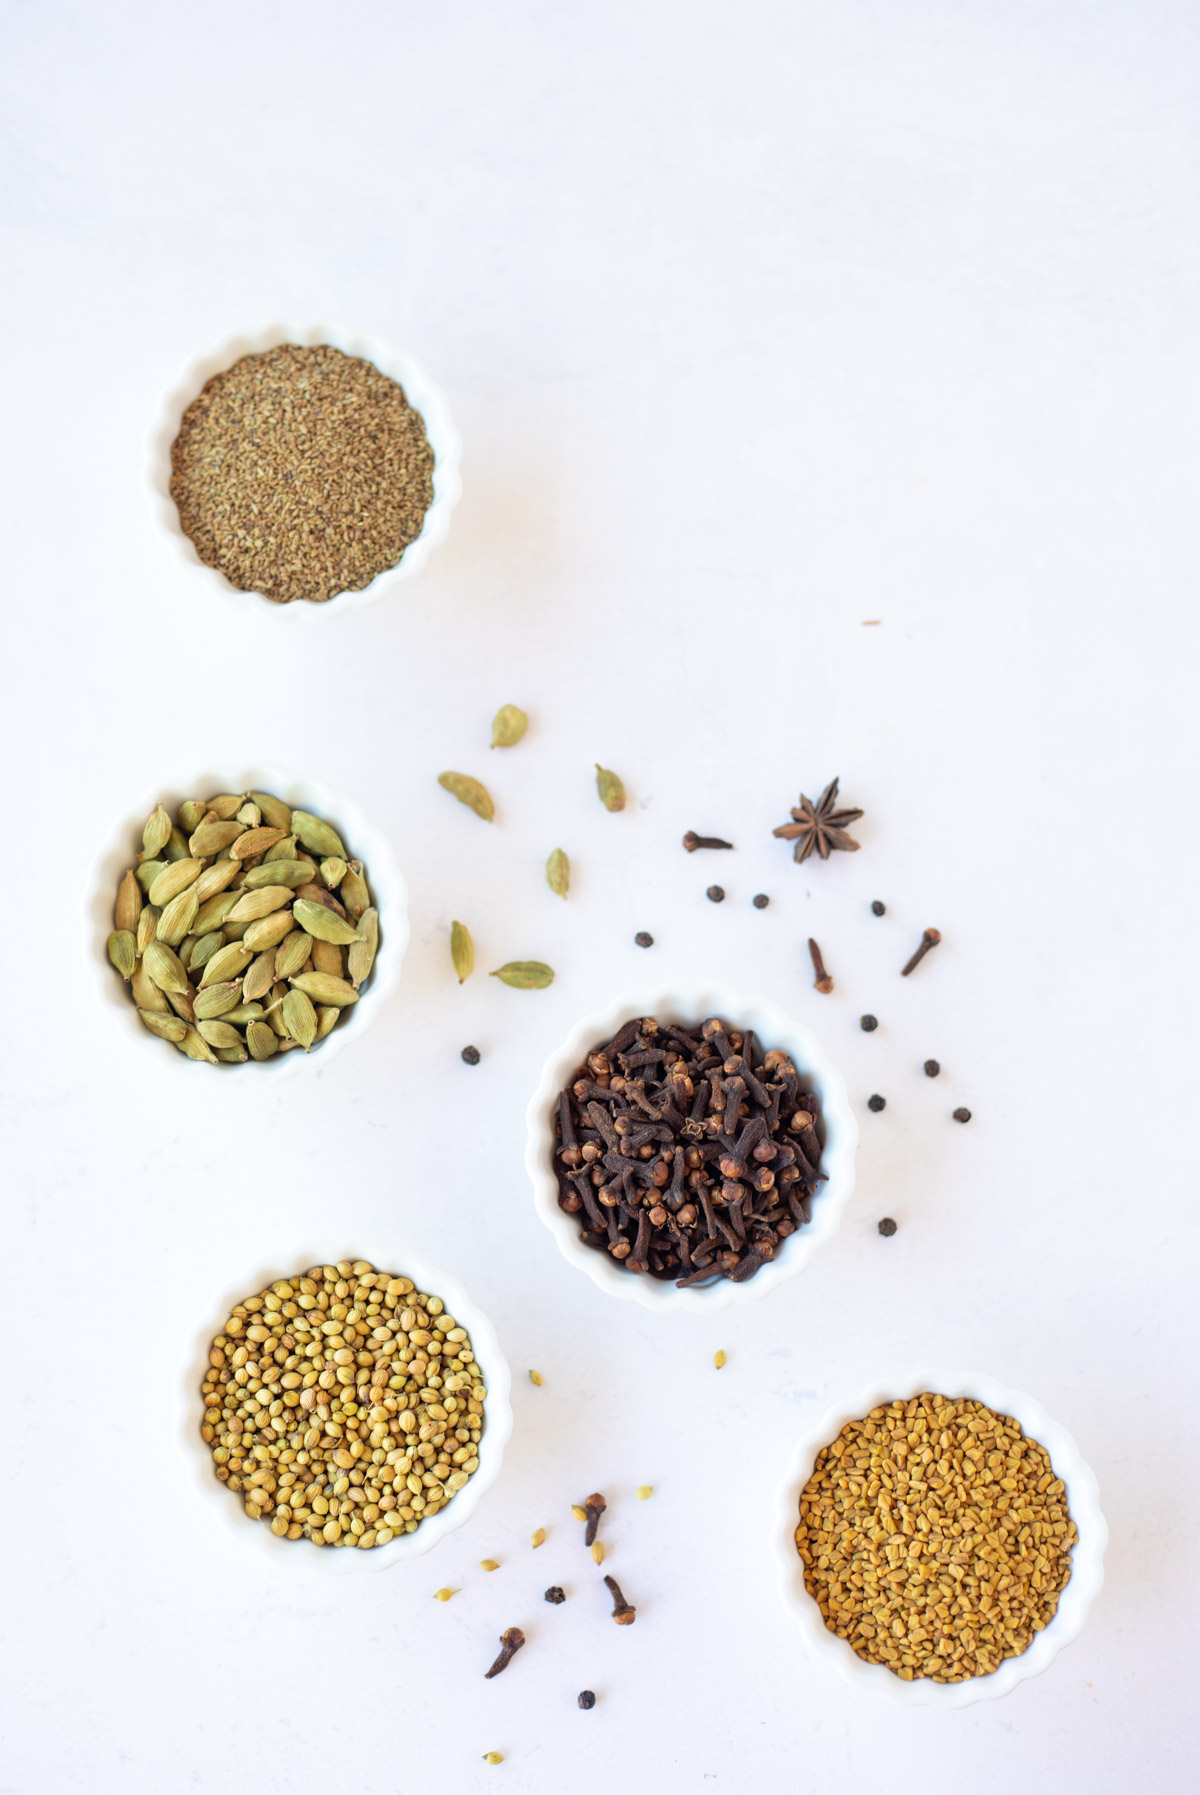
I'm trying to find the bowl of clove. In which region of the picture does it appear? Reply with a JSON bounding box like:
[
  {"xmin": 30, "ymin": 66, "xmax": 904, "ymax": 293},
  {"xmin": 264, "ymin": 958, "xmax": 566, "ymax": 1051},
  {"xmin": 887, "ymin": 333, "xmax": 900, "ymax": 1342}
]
[{"xmin": 525, "ymin": 987, "xmax": 858, "ymax": 1312}]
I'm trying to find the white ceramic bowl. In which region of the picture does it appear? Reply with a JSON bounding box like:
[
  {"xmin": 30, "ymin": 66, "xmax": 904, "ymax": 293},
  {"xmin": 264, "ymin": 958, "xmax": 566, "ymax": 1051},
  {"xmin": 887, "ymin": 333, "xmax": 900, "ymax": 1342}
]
[
  {"xmin": 774, "ymin": 1371, "xmax": 1107, "ymax": 1707},
  {"xmin": 182, "ymin": 1245, "xmax": 513, "ymax": 1573},
  {"xmin": 525, "ymin": 986, "xmax": 858, "ymax": 1313},
  {"xmin": 84, "ymin": 764, "xmax": 408, "ymax": 1078},
  {"xmin": 149, "ymin": 323, "xmax": 462, "ymax": 616}
]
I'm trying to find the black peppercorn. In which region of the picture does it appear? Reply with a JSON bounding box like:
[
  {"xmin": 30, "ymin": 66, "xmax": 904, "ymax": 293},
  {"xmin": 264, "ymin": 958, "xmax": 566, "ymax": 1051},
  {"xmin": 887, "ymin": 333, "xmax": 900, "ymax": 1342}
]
[
  {"xmin": 871, "ymin": 900, "xmax": 886, "ymax": 916},
  {"xmin": 867, "ymin": 1094, "xmax": 886, "ymax": 1112},
  {"xmin": 634, "ymin": 931, "xmax": 653, "ymax": 948},
  {"xmin": 706, "ymin": 885, "xmax": 725, "ymax": 903},
  {"xmin": 924, "ymin": 1059, "xmax": 940, "ymax": 1077},
  {"xmin": 860, "ymin": 1014, "xmax": 878, "ymax": 1032},
  {"xmin": 544, "ymin": 1586, "xmax": 566, "ymax": 1604},
  {"xmin": 877, "ymin": 1217, "xmax": 897, "ymax": 1236},
  {"xmin": 461, "ymin": 1045, "xmax": 481, "ymax": 1065},
  {"xmin": 752, "ymin": 893, "xmax": 769, "ymax": 909},
  {"xmin": 953, "ymin": 1107, "xmax": 972, "ymax": 1123},
  {"xmin": 578, "ymin": 1690, "xmax": 596, "ymax": 1710}
]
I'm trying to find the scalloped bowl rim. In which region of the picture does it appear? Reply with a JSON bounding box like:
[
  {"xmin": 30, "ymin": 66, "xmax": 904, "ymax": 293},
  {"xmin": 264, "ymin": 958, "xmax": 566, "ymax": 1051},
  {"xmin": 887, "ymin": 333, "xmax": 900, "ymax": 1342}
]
[
  {"xmin": 83, "ymin": 763, "xmax": 409, "ymax": 1080},
  {"xmin": 772, "ymin": 1370, "xmax": 1108, "ymax": 1707},
  {"xmin": 181, "ymin": 1244, "xmax": 513, "ymax": 1572},
  {"xmin": 148, "ymin": 322, "xmax": 462, "ymax": 617},
  {"xmin": 524, "ymin": 984, "xmax": 858, "ymax": 1313}
]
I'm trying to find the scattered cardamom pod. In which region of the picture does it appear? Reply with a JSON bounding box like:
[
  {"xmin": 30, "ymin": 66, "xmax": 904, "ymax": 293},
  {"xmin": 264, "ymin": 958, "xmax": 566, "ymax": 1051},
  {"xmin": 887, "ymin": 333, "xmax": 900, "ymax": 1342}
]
[
  {"xmin": 545, "ymin": 848, "xmax": 569, "ymax": 898},
  {"xmin": 292, "ymin": 809, "xmax": 347, "ymax": 860},
  {"xmin": 114, "ymin": 869, "xmax": 142, "ymax": 934},
  {"xmin": 490, "ymin": 703, "xmax": 528, "ymax": 748},
  {"xmin": 107, "ymin": 930, "xmax": 136, "ymax": 981},
  {"xmin": 450, "ymin": 920, "xmax": 474, "ymax": 984},
  {"xmin": 438, "ymin": 771, "xmax": 495, "ymax": 822},
  {"xmin": 293, "ymin": 898, "xmax": 362, "ymax": 946},
  {"xmin": 595, "ymin": 765, "xmax": 626, "ymax": 812},
  {"xmin": 489, "ymin": 961, "xmax": 555, "ymax": 989}
]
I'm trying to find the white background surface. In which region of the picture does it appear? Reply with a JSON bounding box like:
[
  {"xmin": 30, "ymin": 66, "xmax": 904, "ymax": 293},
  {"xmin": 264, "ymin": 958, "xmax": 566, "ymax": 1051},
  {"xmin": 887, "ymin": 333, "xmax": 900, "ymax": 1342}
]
[{"xmin": 1, "ymin": 3, "xmax": 1196, "ymax": 1791}]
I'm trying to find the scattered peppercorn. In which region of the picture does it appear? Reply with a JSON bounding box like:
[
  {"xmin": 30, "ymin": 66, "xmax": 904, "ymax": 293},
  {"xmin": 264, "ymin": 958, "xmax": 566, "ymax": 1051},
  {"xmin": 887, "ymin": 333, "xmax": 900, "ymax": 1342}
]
[
  {"xmin": 860, "ymin": 1014, "xmax": 878, "ymax": 1032},
  {"xmin": 461, "ymin": 1045, "xmax": 481, "ymax": 1065},
  {"xmin": 953, "ymin": 1107, "xmax": 972, "ymax": 1123},
  {"xmin": 752, "ymin": 893, "xmax": 769, "ymax": 909},
  {"xmin": 634, "ymin": 931, "xmax": 654, "ymax": 947},
  {"xmin": 871, "ymin": 900, "xmax": 886, "ymax": 916},
  {"xmin": 706, "ymin": 885, "xmax": 725, "ymax": 903},
  {"xmin": 544, "ymin": 1586, "xmax": 566, "ymax": 1604},
  {"xmin": 877, "ymin": 1217, "xmax": 897, "ymax": 1237},
  {"xmin": 578, "ymin": 1690, "xmax": 596, "ymax": 1710},
  {"xmin": 924, "ymin": 1059, "xmax": 940, "ymax": 1077},
  {"xmin": 867, "ymin": 1094, "xmax": 886, "ymax": 1112}
]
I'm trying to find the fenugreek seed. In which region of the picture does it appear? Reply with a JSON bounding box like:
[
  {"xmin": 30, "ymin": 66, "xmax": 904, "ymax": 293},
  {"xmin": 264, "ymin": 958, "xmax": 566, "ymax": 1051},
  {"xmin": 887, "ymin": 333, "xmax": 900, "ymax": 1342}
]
[
  {"xmin": 438, "ymin": 771, "xmax": 495, "ymax": 822},
  {"xmin": 528, "ymin": 1370, "xmax": 544, "ymax": 1386},
  {"xmin": 713, "ymin": 1350, "xmax": 727, "ymax": 1370},
  {"xmin": 531, "ymin": 1528, "xmax": 546, "ymax": 1549},
  {"xmin": 635, "ymin": 1485, "xmax": 653, "ymax": 1500},
  {"xmin": 107, "ymin": 930, "xmax": 136, "ymax": 980}
]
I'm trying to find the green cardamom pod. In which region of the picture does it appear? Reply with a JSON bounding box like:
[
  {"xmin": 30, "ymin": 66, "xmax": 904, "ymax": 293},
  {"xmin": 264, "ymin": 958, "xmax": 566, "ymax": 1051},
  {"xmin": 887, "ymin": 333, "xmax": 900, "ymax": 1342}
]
[
  {"xmin": 220, "ymin": 1003, "xmax": 265, "ymax": 1026},
  {"xmin": 205, "ymin": 793, "xmax": 245, "ymax": 820},
  {"xmin": 216, "ymin": 1044, "xmax": 249, "ymax": 1063},
  {"xmin": 489, "ymin": 960, "xmax": 555, "ymax": 989},
  {"xmin": 490, "ymin": 704, "xmax": 528, "ymax": 749},
  {"xmin": 339, "ymin": 861, "xmax": 370, "ymax": 919},
  {"xmin": 246, "ymin": 1020, "xmax": 279, "ymax": 1060},
  {"xmin": 293, "ymin": 898, "xmax": 361, "ymax": 945},
  {"xmin": 148, "ymin": 858, "xmax": 203, "ymax": 907},
  {"xmin": 107, "ymin": 930, "xmax": 136, "ymax": 981},
  {"xmin": 177, "ymin": 1026, "xmax": 219, "ymax": 1063},
  {"xmin": 132, "ymin": 963, "xmax": 169, "ymax": 1013},
  {"xmin": 450, "ymin": 920, "xmax": 474, "ymax": 984},
  {"xmin": 309, "ymin": 940, "xmax": 344, "ymax": 978},
  {"xmin": 199, "ymin": 942, "xmax": 254, "ymax": 987},
  {"xmin": 319, "ymin": 856, "xmax": 348, "ymax": 889},
  {"xmin": 240, "ymin": 860, "xmax": 311, "ymax": 891},
  {"xmin": 242, "ymin": 948, "xmax": 277, "ymax": 1004},
  {"xmin": 192, "ymin": 858, "xmax": 242, "ymax": 904},
  {"xmin": 136, "ymin": 906, "xmax": 160, "ymax": 957},
  {"xmin": 438, "ymin": 772, "xmax": 495, "ymax": 822},
  {"xmin": 177, "ymin": 799, "xmax": 207, "ymax": 834},
  {"xmin": 231, "ymin": 825, "xmax": 287, "ymax": 861},
  {"xmin": 138, "ymin": 1009, "xmax": 188, "ymax": 1043},
  {"xmin": 292, "ymin": 810, "xmax": 347, "ymax": 859},
  {"xmin": 315, "ymin": 1005, "xmax": 339, "ymax": 1041},
  {"xmin": 250, "ymin": 792, "xmax": 293, "ymax": 833},
  {"xmin": 282, "ymin": 987, "xmax": 318, "ymax": 1050},
  {"xmin": 142, "ymin": 803, "xmax": 173, "ymax": 858},
  {"xmin": 347, "ymin": 908, "xmax": 379, "ymax": 989},
  {"xmin": 143, "ymin": 940, "xmax": 189, "ymax": 994},
  {"xmin": 193, "ymin": 890, "xmax": 240, "ymax": 935},
  {"xmin": 595, "ymin": 765, "xmax": 626, "ymax": 812},
  {"xmin": 193, "ymin": 980, "xmax": 245, "ymax": 1020},
  {"xmin": 263, "ymin": 834, "xmax": 298, "ymax": 862},
  {"xmin": 136, "ymin": 859, "xmax": 166, "ymax": 895},
  {"xmin": 156, "ymin": 885, "xmax": 200, "ymax": 948},
  {"xmin": 189, "ymin": 819, "xmax": 245, "ymax": 857},
  {"xmin": 273, "ymin": 931, "xmax": 313, "ymax": 981},
  {"xmin": 114, "ymin": 869, "xmax": 142, "ymax": 934},
  {"xmin": 189, "ymin": 930, "xmax": 226, "ymax": 973},
  {"xmin": 166, "ymin": 985, "xmax": 196, "ymax": 1023},
  {"xmin": 545, "ymin": 848, "xmax": 570, "ymax": 898},
  {"xmin": 288, "ymin": 971, "xmax": 360, "ymax": 1008},
  {"xmin": 197, "ymin": 1019, "xmax": 244, "ymax": 1050},
  {"xmin": 235, "ymin": 800, "xmax": 261, "ymax": 827},
  {"xmin": 226, "ymin": 885, "xmax": 294, "ymax": 922},
  {"xmin": 163, "ymin": 826, "xmax": 191, "ymax": 862},
  {"xmin": 242, "ymin": 911, "xmax": 296, "ymax": 953}
]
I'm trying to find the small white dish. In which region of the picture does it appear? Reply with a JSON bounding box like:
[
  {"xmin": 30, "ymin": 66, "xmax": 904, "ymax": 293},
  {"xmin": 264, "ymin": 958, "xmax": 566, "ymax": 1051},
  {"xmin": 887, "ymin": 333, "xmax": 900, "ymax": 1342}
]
[
  {"xmin": 524, "ymin": 985, "xmax": 858, "ymax": 1313},
  {"xmin": 773, "ymin": 1371, "xmax": 1107, "ymax": 1707},
  {"xmin": 84, "ymin": 764, "xmax": 408, "ymax": 1078},
  {"xmin": 182, "ymin": 1245, "xmax": 512, "ymax": 1573},
  {"xmin": 149, "ymin": 323, "xmax": 462, "ymax": 615}
]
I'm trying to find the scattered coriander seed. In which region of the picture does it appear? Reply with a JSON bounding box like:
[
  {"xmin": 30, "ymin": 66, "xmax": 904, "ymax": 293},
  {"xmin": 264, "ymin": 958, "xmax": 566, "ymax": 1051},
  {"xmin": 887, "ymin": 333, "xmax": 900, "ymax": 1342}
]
[
  {"xmin": 578, "ymin": 1690, "xmax": 596, "ymax": 1710},
  {"xmin": 706, "ymin": 885, "xmax": 725, "ymax": 903},
  {"xmin": 924, "ymin": 1058, "xmax": 940, "ymax": 1077},
  {"xmin": 571, "ymin": 1505, "xmax": 588, "ymax": 1523},
  {"xmin": 860, "ymin": 1014, "xmax": 878, "ymax": 1032},
  {"xmin": 544, "ymin": 1586, "xmax": 566, "ymax": 1604},
  {"xmin": 953, "ymin": 1107, "xmax": 972, "ymax": 1123},
  {"xmin": 877, "ymin": 1217, "xmax": 898, "ymax": 1237},
  {"xmin": 434, "ymin": 1588, "xmax": 457, "ymax": 1601},
  {"xmin": 635, "ymin": 1485, "xmax": 653, "ymax": 1500},
  {"xmin": 635, "ymin": 931, "xmax": 654, "ymax": 948},
  {"xmin": 713, "ymin": 1349, "xmax": 727, "ymax": 1370},
  {"xmin": 871, "ymin": 900, "xmax": 886, "ymax": 916},
  {"xmin": 461, "ymin": 1044, "xmax": 481, "ymax": 1065},
  {"xmin": 752, "ymin": 892, "xmax": 770, "ymax": 908},
  {"xmin": 867, "ymin": 1094, "xmax": 886, "ymax": 1112},
  {"xmin": 590, "ymin": 1542, "xmax": 606, "ymax": 1565},
  {"xmin": 480, "ymin": 1560, "xmax": 500, "ymax": 1572},
  {"xmin": 529, "ymin": 1369, "xmax": 544, "ymax": 1386},
  {"xmin": 483, "ymin": 1752, "xmax": 504, "ymax": 1764},
  {"xmin": 531, "ymin": 1528, "xmax": 546, "ymax": 1549}
]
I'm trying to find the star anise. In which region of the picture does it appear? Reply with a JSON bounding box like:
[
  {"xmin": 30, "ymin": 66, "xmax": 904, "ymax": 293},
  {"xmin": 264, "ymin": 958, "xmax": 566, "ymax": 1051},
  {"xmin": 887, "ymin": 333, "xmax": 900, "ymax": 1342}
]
[{"xmin": 772, "ymin": 777, "xmax": 863, "ymax": 864}]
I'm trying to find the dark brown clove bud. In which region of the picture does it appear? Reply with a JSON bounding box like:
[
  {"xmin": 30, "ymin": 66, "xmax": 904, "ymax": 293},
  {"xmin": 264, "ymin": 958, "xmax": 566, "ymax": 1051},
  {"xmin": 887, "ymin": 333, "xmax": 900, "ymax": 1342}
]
[
  {"xmin": 583, "ymin": 1493, "xmax": 607, "ymax": 1546},
  {"xmin": 682, "ymin": 831, "xmax": 734, "ymax": 852},
  {"xmin": 603, "ymin": 1574, "xmax": 636, "ymax": 1625},
  {"xmin": 807, "ymin": 938, "xmax": 834, "ymax": 994},
  {"xmin": 901, "ymin": 928, "xmax": 941, "ymax": 976},
  {"xmin": 484, "ymin": 1627, "xmax": 526, "ymax": 1678}
]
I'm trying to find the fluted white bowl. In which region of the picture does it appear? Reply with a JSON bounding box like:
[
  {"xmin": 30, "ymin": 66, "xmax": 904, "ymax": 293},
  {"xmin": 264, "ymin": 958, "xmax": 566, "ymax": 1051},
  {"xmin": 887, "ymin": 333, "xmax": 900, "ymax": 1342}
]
[
  {"xmin": 773, "ymin": 1371, "xmax": 1107, "ymax": 1706},
  {"xmin": 182, "ymin": 1245, "xmax": 512, "ymax": 1573},
  {"xmin": 149, "ymin": 323, "xmax": 461, "ymax": 615},
  {"xmin": 525, "ymin": 985, "xmax": 858, "ymax": 1313}
]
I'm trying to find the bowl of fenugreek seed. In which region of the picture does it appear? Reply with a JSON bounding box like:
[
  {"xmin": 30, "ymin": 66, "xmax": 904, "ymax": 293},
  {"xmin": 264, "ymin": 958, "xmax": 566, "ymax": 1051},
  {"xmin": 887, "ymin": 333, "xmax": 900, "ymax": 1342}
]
[
  {"xmin": 150, "ymin": 324, "xmax": 461, "ymax": 613},
  {"xmin": 86, "ymin": 767, "xmax": 408, "ymax": 1072},
  {"xmin": 526, "ymin": 986, "xmax": 858, "ymax": 1312},
  {"xmin": 184, "ymin": 1251, "xmax": 513, "ymax": 1571},
  {"xmin": 775, "ymin": 1373, "xmax": 1107, "ymax": 1706}
]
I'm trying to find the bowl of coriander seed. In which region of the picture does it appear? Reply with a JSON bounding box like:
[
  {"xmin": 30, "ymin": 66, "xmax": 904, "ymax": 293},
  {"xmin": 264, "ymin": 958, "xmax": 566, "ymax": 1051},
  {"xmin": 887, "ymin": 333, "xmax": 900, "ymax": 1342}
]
[{"xmin": 86, "ymin": 766, "xmax": 408, "ymax": 1074}]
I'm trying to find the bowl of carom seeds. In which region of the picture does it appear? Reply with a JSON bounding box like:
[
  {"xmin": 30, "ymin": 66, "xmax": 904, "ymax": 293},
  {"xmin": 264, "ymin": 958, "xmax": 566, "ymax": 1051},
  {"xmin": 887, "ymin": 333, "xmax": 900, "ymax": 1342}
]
[
  {"xmin": 774, "ymin": 1372, "xmax": 1107, "ymax": 1707},
  {"xmin": 183, "ymin": 1250, "xmax": 513, "ymax": 1571},
  {"xmin": 86, "ymin": 766, "xmax": 408, "ymax": 1073},
  {"xmin": 150, "ymin": 324, "xmax": 462, "ymax": 613},
  {"xmin": 525, "ymin": 986, "xmax": 858, "ymax": 1312}
]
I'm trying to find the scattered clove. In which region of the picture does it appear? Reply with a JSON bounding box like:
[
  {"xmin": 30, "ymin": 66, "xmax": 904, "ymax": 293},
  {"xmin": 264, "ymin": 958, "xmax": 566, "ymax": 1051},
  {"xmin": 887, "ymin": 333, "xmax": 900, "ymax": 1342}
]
[
  {"xmin": 901, "ymin": 927, "xmax": 941, "ymax": 977},
  {"xmin": 583, "ymin": 1493, "xmax": 607, "ymax": 1547},
  {"xmin": 484, "ymin": 1627, "xmax": 526, "ymax": 1678},
  {"xmin": 683, "ymin": 832, "xmax": 733, "ymax": 852},
  {"xmin": 604, "ymin": 1575, "xmax": 636, "ymax": 1625},
  {"xmin": 808, "ymin": 938, "xmax": 834, "ymax": 994}
]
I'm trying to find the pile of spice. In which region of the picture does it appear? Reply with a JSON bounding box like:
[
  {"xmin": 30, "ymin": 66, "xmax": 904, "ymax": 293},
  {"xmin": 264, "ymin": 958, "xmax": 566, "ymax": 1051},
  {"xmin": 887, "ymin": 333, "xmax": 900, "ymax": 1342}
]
[
  {"xmin": 200, "ymin": 1260, "xmax": 485, "ymax": 1547},
  {"xmin": 106, "ymin": 790, "xmax": 378, "ymax": 1064},
  {"xmin": 170, "ymin": 344, "xmax": 434, "ymax": 604},
  {"xmin": 552, "ymin": 1015, "xmax": 824, "ymax": 1286},
  {"xmin": 796, "ymin": 1393, "xmax": 1077, "ymax": 1682}
]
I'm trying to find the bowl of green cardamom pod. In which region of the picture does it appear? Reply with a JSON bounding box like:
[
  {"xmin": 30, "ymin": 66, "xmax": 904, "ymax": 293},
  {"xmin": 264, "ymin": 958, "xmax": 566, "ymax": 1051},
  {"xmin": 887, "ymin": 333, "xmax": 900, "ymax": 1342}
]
[{"xmin": 86, "ymin": 767, "xmax": 408, "ymax": 1073}]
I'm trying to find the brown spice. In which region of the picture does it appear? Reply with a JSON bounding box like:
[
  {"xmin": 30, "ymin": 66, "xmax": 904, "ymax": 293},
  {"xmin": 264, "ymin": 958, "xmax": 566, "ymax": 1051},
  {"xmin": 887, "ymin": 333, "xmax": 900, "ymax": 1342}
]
[{"xmin": 170, "ymin": 344, "xmax": 434, "ymax": 604}]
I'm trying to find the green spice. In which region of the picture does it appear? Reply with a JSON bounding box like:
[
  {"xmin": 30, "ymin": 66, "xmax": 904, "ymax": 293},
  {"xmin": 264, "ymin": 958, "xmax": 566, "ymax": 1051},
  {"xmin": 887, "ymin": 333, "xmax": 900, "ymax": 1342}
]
[
  {"xmin": 595, "ymin": 764, "xmax": 626, "ymax": 812},
  {"xmin": 490, "ymin": 961, "xmax": 554, "ymax": 989},
  {"xmin": 545, "ymin": 848, "xmax": 569, "ymax": 898},
  {"xmin": 451, "ymin": 921, "xmax": 474, "ymax": 983},
  {"xmin": 438, "ymin": 771, "xmax": 494, "ymax": 822},
  {"xmin": 490, "ymin": 704, "xmax": 528, "ymax": 748}
]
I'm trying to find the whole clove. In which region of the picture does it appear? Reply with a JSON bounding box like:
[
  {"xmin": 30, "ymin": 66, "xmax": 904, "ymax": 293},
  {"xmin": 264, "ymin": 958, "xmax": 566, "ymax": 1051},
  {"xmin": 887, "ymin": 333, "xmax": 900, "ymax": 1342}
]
[
  {"xmin": 901, "ymin": 927, "xmax": 941, "ymax": 977},
  {"xmin": 583, "ymin": 1492, "xmax": 607, "ymax": 1546},
  {"xmin": 604, "ymin": 1575, "xmax": 636, "ymax": 1625},
  {"xmin": 544, "ymin": 1586, "xmax": 566, "ymax": 1604},
  {"xmin": 551, "ymin": 1015, "xmax": 824, "ymax": 1287},
  {"xmin": 484, "ymin": 1627, "xmax": 526, "ymax": 1678},
  {"xmin": 683, "ymin": 832, "xmax": 733, "ymax": 852},
  {"xmin": 808, "ymin": 938, "xmax": 833, "ymax": 994},
  {"xmin": 578, "ymin": 1690, "xmax": 597, "ymax": 1710}
]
